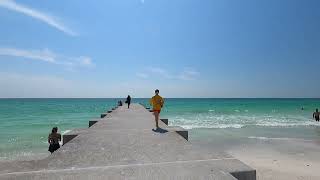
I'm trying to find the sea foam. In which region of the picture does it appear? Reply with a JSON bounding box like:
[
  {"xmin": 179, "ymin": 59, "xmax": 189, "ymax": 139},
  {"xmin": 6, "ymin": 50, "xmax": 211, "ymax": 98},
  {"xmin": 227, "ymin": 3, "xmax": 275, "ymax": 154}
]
[{"xmin": 248, "ymin": 136, "xmax": 314, "ymax": 142}]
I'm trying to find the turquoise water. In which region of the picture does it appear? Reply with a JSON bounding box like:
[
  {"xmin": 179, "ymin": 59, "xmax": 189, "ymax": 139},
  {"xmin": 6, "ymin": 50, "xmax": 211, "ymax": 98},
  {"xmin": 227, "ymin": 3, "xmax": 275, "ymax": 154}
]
[
  {"xmin": 0, "ymin": 98, "xmax": 320, "ymax": 160},
  {"xmin": 0, "ymin": 98, "xmax": 117, "ymax": 160}
]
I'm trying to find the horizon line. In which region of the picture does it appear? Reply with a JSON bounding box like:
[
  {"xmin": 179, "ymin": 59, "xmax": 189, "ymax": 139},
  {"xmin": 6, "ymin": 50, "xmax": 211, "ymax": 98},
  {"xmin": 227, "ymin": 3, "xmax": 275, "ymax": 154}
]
[{"xmin": 0, "ymin": 97, "xmax": 319, "ymax": 99}]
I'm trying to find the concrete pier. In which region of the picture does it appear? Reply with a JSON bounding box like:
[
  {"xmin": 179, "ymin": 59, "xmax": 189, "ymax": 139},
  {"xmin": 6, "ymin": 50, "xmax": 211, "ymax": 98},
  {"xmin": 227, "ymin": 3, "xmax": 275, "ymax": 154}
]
[{"xmin": 0, "ymin": 103, "xmax": 255, "ymax": 180}]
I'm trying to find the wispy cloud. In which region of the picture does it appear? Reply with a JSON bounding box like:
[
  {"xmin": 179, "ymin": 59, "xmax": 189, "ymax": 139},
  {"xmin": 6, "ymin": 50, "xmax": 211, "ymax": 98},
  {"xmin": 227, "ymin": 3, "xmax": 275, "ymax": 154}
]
[
  {"xmin": 0, "ymin": 47, "xmax": 56, "ymax": 62},
  {"xmin": 178, "ymin": 68, "xmax": 200, "ymax": 80},
  {"xmin": 136, "ymin": 72, "xmax": 149, "ymax": 79},
  {"xmin": 137, "ymin": 67, "xmax": 200, "ymax": 80},
  {"xmin": 0, "ymin": 0, "xmax": 76, "ymax": 36},
  {"xmin": 0, "ymin": 47, "xmax": 94, "ymax": 69},
  {"xmin": 148, "ymin": 67, "xmax": 173, "ymax": 79}
]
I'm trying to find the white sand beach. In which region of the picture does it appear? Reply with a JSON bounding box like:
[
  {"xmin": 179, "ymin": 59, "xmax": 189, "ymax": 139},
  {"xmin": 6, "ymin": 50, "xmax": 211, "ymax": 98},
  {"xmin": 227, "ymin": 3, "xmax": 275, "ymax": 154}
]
[{"xmin": 228, "ymin": 138, "xmax": 320, "ymax": 180}]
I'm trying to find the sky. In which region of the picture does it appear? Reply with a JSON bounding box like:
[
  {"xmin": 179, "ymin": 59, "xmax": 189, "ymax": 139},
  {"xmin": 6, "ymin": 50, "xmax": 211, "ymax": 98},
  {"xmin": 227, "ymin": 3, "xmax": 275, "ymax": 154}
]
[{"xmin": 0, "ymin": 0, "xmax": 319, "ymax": 98}]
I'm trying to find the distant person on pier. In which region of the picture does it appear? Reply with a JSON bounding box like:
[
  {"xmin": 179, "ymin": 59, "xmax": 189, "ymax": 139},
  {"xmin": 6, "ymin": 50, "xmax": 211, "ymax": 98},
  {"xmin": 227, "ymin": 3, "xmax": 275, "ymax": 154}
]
[
  {"xmin": 126, "ymin": 95, "xmax": 131, "ymax": 109},
  {"xmin": 48, "ymin": 127, "xmax": 61, "ymax": 154},
  {"xmin": 150, "ymin": 89, "xmax": 164, "ymax": 129},
  {"xmin": 313, "ymin": 109, "xmax": 320, "ymax": 122}
]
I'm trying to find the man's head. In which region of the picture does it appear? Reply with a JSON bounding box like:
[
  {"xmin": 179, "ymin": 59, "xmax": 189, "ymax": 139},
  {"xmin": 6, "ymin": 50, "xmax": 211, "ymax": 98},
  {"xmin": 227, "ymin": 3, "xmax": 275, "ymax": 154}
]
[
  {"xmin": 317, "ymin": 109, "xmax": 319, "ymax": 112},
  {"xmin": 155, "ymin": 89, "xmax": 159, "ymax": 95}
]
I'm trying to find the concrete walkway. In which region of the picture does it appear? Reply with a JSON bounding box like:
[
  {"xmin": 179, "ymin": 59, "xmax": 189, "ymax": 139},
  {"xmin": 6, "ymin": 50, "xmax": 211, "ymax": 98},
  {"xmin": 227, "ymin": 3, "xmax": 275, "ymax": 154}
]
[{"xmin": 0, "ymin": 103, "xmax": 255, "ymax": 180}]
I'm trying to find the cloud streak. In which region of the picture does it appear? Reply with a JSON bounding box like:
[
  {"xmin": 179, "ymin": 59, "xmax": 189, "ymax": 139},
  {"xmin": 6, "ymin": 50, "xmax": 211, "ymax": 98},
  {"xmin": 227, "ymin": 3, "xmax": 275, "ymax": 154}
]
[
  {"xmin": 178, "ymin": 68, "xmax": 200, "ymax": 80},
  {"xmin": 0, "ymin": 0, "xmax": 76, "ymax": 36},
  {"xmin": 0, "ymin": 47, "xmax": 94, "ymax": 69},
  {"xmin": 137, "ymin": 67, "xmax": 200, "ymax": 81},
  {"xmin": 148, "ymin": 67, "xmax": 174, "ymax": 79},
  {"xmin": 136, "ymin": 72, "xmax": 149, "ymax": 79}
]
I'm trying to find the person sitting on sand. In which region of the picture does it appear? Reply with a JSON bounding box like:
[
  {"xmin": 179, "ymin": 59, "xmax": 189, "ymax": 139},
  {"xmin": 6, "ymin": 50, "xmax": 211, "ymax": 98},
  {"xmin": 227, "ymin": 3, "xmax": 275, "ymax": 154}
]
[
  {"xmin": 150, "ymin": 89, "xmax": 164, "ymax": 129},
  {"xmin": 48, "ymin": 127, "xmax": 61, "ymax": 154},
  {"xmin": 313, "ymin": 109, "xmax": 320, "ymax": 122}
]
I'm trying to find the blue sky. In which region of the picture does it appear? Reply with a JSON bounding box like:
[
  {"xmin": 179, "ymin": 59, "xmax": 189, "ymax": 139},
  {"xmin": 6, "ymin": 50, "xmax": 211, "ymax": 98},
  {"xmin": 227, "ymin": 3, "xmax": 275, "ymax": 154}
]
[{"xmin": 0, "ymin": 0, "xmax": 319, "ymax": 98}]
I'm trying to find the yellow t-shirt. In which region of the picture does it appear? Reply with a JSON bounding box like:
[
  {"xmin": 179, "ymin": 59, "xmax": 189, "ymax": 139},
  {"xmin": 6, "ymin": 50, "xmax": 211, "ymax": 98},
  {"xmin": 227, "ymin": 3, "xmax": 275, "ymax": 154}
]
[{"xmin": 150, "ymin": 95, "xmax": 164, "ymax": 110}]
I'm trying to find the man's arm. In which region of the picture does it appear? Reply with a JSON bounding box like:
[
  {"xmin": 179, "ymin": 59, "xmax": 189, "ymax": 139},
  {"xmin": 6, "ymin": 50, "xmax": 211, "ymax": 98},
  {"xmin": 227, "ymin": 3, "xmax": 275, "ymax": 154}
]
[
  {"xmin": 313, "ymin": 113, "xmax": 315, "ymax": 119},
  {"xmin": 161, "ymin": 97, "xmax": 164, "ymax": 107}
]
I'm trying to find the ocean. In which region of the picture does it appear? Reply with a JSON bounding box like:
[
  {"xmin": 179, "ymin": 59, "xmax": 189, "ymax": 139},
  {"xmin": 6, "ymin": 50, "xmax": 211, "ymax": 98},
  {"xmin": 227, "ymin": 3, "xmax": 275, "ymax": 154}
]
[{"xmin": 0, "ymin": 98, "xmax": 319, "ymax": 161}]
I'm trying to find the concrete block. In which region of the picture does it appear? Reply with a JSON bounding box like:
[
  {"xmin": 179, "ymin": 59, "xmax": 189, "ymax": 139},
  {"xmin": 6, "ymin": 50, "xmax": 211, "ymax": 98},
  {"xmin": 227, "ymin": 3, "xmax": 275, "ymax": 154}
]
[
  {"xmin": 160, "ymin": 119, "xmax": 168, "ymax": 125},
  {"xmin": 62, "ymin": 128, "xmax": 87, "ymax": 145},
  {"xmin": 108, "ymin": 110, "xmax": 112, "ymax": 113},
  {"xmin": 166, "ymin": 126, "xmax": 188, "ymax": 141},
  {"xmin": 101, "ymin": 113, "xmax": 107, "ymax": 118},
  {"xmin": 231, "ymin": 170, "xmax": 256, "ymax": 180},
  {"xmin": 62, "ymin": 134, "xmax": 78, "ymax": 145},
  {"xmin": 176, "ymin": 130, "xmax": 188, "ymax": 141},
  {"xmin": 89, "ymin": 120, "xmax": 98, "ymax": 127}
]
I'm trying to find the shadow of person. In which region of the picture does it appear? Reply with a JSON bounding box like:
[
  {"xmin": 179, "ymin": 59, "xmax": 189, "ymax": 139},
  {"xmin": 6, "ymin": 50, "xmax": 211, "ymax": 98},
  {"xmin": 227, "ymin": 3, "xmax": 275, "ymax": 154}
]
[{"xmin": 152, "ymin": 127, "xmax": 168, "ymax": 134}]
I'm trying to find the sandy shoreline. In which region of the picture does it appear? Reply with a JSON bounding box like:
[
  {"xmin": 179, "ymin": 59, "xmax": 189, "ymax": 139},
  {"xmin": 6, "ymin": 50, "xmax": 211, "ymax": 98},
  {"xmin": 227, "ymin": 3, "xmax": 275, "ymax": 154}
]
[{"xmin": 228, "ymin": 138, "xmax": 320, "ymax": 180}]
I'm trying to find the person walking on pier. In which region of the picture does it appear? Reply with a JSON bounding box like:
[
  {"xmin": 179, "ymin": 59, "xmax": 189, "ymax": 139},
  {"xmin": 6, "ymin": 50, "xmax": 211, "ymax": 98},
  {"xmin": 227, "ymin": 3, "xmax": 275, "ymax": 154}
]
[
  {"xmin": 48, "ymin": 127, "xmax": 61, "ymax": 154},
  {"xmin": 150, "ymin": 89, "xmax": 164, "ymax": 129},
  {"xmin": 126, "ymin": 95, "xmax": 131, "ymax": 109}
]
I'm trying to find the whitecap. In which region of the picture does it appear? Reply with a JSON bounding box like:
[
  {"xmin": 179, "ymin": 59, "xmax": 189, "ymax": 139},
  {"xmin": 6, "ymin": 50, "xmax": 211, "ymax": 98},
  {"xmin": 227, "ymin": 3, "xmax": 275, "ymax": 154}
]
[
  {"xmin": 0, "ymin": 151, "xmax": 49, "ymax": 161},
  {"xmin": 248, "ymin": 136, "xmax": 314, "ymax": 142},
  {"xmin": 181, "ymin": 124, "xmax": 244, "ymax": 130},
  {"xmin": 62, "ymin": 130, "xmax": 71, "ymax": 135},
  {"xmin": 255, "ymin": 121, "xmax": 320, "ymax": 127}
]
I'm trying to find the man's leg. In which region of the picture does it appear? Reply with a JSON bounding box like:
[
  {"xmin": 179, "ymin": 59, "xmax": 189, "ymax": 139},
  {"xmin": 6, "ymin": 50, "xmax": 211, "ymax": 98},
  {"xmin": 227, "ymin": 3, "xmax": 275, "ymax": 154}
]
[{"xmin": 154, "ymin": 111, "xmax": 159, "ymax": 128}]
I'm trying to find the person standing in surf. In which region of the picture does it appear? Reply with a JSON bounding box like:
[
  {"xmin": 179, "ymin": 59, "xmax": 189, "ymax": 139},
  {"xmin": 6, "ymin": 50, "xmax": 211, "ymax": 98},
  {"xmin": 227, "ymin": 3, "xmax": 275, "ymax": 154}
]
[
  {"xmin": 313, "ymin": 109, "xmax": 320, "ymax": 122},
  {"xmin": 48, "ymin": 127, "xmax": 61, "ymax": 154},
  {"xmin": 150, "ymin": 89, "xmax": 164, "ymax": 129}
]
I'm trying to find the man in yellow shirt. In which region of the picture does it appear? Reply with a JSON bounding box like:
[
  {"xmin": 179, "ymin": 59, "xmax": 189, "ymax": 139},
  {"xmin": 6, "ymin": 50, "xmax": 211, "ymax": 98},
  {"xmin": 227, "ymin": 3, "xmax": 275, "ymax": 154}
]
[{"xmin": 150, "ymin": 89, "xmax": 164, "ymax": 129}]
